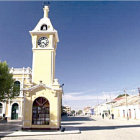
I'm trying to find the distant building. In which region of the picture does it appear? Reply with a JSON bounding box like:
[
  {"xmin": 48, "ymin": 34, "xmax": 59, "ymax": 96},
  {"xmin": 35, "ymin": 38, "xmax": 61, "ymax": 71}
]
[
  {"xmin": 94, "ymin": 95, "xmax": 140, "ymax": 120},
  {"xmin": 83, "ymin": 107, "xmax": 94, "ymax": 115},
  {"xmin": 112, "ymin": 95, "xmax": 140, "ymax": 120},
  {"xmin": 94, "ymin": 103, "xmax": 111, "ymax": 117},
  {"xmin": 63, "ymin": 106, "xmax": 71, "ymax": 114}
]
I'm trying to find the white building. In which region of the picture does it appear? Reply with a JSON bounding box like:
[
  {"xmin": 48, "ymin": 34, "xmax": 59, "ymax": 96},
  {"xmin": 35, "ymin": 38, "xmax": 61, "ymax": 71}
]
[
  {"xmin": 94, "ymin": 95, "xmax": 140, "ymax": 120},
  {"xmin": 113, "ymin": 95, "xmax": 140, "ymax": 120}
]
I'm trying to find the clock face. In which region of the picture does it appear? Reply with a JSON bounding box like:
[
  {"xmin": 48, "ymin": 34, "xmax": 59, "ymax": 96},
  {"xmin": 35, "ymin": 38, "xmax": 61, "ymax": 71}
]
[{"xmin": 37, "ymin": 37, "xmax": 49, "ymax": 48}]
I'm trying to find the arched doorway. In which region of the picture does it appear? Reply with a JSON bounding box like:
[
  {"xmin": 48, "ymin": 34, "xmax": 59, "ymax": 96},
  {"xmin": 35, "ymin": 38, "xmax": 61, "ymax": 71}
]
[
  {"xmin": 11, "ymin": 103, "xmax": 19, "ymax": 120},
  {"xmin": 32, "ymin": 97, "xmax": 50, "ymax": 125}
]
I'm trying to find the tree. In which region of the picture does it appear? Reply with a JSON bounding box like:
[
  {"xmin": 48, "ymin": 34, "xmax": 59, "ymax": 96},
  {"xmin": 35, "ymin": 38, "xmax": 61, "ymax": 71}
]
[
  {"xmin": 77, "ymin": 110, "xmax": 83, "ymax": 115},
  {"xmin": 71, "ymin": 110, "xmax": 75, "ymax": 115},
  {"xmin": 0, "ymin": 61, "xmax": 20, "ymax": 102},
  {"xmin": 116, "ymin": 94, "xmax": 129, "ymax": 99}
]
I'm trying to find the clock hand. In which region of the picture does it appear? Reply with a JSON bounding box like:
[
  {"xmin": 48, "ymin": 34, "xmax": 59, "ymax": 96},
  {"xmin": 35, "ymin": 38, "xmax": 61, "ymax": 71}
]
[{"xmin": 42, "ymin": 42, "xmax": 47, "ymax": 45}]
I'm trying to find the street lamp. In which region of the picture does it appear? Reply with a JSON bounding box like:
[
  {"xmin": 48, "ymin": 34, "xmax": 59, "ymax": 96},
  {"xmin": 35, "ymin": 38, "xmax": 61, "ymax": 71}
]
[
  {"xmin": 124, "ymin": 89, "xmax": 129, "ymax": 120},
  {"xmin": 138, "ymin": 88, "xmax": 140, "ymax": 96},
  {"xmin": 60, "ymin": 84, "xmax": 64, "ymax": 94}
]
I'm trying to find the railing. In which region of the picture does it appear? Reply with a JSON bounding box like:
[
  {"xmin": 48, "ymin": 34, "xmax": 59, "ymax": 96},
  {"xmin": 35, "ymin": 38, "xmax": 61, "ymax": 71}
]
[{"xmin": 10, "ymin": 67, "xmax": 32, "ymax": 75}]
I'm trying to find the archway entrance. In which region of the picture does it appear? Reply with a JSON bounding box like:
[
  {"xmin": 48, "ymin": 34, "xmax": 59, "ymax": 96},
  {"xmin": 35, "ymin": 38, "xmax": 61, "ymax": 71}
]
[
  {"xmin": 32, "ymin": 97, "xmax": 50, "ymax": 125},
  {"xmin": 11, "ymin": 103, "xmax": 19, "ymax": 120}
]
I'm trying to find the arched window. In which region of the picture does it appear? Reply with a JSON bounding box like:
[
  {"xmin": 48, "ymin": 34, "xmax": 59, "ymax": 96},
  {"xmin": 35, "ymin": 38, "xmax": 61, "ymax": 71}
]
[
  {"xmin": 14, "ymin": 81, "xmax": 20, "ymax": 96},
  {"xmin": 40, "ymin": 24, "xmax": 47, "ymax": 31},
  {"xmin": 14, "ymin": 81, "xmax": 20, "ymax": 89},
  {"xmin": 32, "ymin": 97, "xmax": 50, "ymax": 125},
  {"xmin": 0, "ymin": 103, "xmax": 2, "ymax": 114}
]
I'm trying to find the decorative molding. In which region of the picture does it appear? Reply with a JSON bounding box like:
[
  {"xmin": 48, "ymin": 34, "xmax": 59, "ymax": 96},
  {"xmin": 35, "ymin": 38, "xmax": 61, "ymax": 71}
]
[
  {"xmin": 23, "ymin": 83, "xmax": 62, "ymax": 92},
  {"xmin": 32, "ymin": 48, "xmax": 54, "ymax": 50},
  {"xmin": 10, "ymin": 67, "xmax": 32, "ymax": 75},
  {"xmin": 30, "ymin": 31, "xmax": 59, "ymax": 43},
  {"xmin": 26, "ymin": 92, "xmax": 30, "ymax": 97}
]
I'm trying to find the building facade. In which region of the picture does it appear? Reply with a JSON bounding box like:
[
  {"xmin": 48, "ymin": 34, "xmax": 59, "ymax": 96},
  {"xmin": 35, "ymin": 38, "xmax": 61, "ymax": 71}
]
[
  {"xmin": 83, "ymin": 107, "xmax": 94, "ymax": 116},
  {"xmin": 0, "ymin": 67, "xmax": 32, "ymax": 120},
  {"xmin": 63, "ymin": 106, "xmax": 71, "ymax": 115},
  {"xmin": 112, "ymin": 95, "xmax": 140, "ymax": 120},
  {"xmin": 94, "ymin": 95, "xmax": 140, "ymax": 120}
]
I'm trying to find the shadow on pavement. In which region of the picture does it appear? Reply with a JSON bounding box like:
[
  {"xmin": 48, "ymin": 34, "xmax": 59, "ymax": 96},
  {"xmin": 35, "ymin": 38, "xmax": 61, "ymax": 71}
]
[
  {"xmin": 0, "ymin": 133, "xmax": 13, "ymax": 139},
  {"xmin": 0, "ymin": 121, "xmax": 22, "ymax": 138},
  {"xmin": 61, "ymin": 122, "xmax": 83, "ymax": 125},
  {"xmin": 62, "ymin": 116, "xmax": 96, "ymax": 122},
  {"xmin": 79, "ymin": 124, "xmax": 140, "ymax": 131}
]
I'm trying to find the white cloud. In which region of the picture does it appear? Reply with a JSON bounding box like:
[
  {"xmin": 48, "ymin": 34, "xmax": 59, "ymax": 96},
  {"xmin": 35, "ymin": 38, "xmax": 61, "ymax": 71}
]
[
  {"xmin": 65, "ymin": 92, "xmax": 83, "ymax": 96},
  {"xmin": 63, "ymin": 94, "xmax": 110, "ymax": 101}
]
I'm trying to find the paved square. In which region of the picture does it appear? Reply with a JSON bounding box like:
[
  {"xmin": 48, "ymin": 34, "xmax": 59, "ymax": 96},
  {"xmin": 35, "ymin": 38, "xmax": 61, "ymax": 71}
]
[{"xmin": 1, "ymin": 116, "xmax": 140, "ymax": 140}]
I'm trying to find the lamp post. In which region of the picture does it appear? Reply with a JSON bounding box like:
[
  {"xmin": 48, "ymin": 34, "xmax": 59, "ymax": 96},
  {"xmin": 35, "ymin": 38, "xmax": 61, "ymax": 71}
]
[
  {"xmin": 60, "ymin": 84, "xmax": 64, "ymax": 95},
  {"xmin": 138, "ymin": 88, "xmax": 140, "ymax": 113},
  {"xmin": 60, "ymin": 83, "xmax": 64, "ymax": 116},
  {"xmin": 124, "ymin": 89, "xmax": 128, "ymax": 120},
  {"xmin": 138, "ymin": 88, "xmax": 140, "ymax": 96}
]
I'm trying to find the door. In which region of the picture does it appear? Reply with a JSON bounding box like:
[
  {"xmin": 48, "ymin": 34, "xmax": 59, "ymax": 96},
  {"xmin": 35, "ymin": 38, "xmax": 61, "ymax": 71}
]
[{"xmin": 11, "ymin": 103, "xmax": 18, "ymax": 120}]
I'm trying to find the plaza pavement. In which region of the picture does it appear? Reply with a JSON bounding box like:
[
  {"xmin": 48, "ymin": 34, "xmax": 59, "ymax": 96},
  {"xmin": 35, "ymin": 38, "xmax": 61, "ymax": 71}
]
[
  {"xmin": 0, "ymin": 116, "xmax": 81, "ymax": 138},
  {"xmin": 1, "ymin": 115, "xmax": 140, "ymax": 140}
]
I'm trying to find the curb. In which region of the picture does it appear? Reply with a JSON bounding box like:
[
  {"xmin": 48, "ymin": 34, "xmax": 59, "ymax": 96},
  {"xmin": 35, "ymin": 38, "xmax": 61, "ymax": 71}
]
[{"xmin": 0, "ymin": 128, "xmax": 81, "ymax": 137}]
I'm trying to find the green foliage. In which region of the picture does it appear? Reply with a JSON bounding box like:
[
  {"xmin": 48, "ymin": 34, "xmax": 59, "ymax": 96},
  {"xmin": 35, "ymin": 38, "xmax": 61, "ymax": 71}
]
[
  {"xmin": 116, "ymin": 94, "xmax": 129, "ymax": 99},
  {"xmin": 0, "ymin": 61, "xmax": 20, "ymax": 102},
  {"xmin": 71, "ymin": 110, "xmax": 75, "ymax": 115},
  {"xmin": 77, "ymin": 110, "xmax": 83, "ymax": 115}
]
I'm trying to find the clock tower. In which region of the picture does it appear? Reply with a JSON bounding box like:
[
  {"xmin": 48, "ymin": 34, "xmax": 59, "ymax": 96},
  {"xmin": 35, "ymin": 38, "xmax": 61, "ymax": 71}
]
[
  {"xmin": 23, "ymin": 6, "xmax": 63, "ymax": 130},
  {"xmin": 31, "ymin": 6, "xmax": 59, "ymax": 86}
]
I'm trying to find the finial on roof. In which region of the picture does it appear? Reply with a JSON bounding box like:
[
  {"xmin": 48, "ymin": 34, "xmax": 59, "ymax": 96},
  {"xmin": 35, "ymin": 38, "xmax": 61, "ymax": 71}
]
[{"xmin": 43, "ymin": 1, "xmax": 50, "ymax": 18}]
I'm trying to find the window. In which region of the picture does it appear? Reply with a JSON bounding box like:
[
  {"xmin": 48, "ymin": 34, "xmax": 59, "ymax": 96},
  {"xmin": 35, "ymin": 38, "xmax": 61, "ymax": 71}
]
[
  {"xmin": 0, "ymin": 103, "xmax": 2, "ymax": 114},
  {"xmin": 14, "ymin": 81, "xmax": 20, "ymax": 96},
  {"xmin": 41, "ymin": 24, "xmax": 47, "ymax": 31},
  {"xmin": 32, "ymin": 97, "xmax": 50, "ymax": 125},
  {"xmin": 14, "ymin": 81, "xmax": 20, "ymax": 89}
]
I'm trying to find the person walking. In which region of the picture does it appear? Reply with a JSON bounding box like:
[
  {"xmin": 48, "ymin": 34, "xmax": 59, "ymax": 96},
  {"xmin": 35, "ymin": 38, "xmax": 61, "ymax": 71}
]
[{"xmin": 102, "ymin": 113, "xmax": 104, "ymax": 119}]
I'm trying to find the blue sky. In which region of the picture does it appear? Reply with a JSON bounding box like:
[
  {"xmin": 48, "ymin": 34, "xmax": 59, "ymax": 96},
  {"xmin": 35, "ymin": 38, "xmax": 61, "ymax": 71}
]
[{"xmin": 1, "ymin": 1, "xmax": 140, "ymax": 110}]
